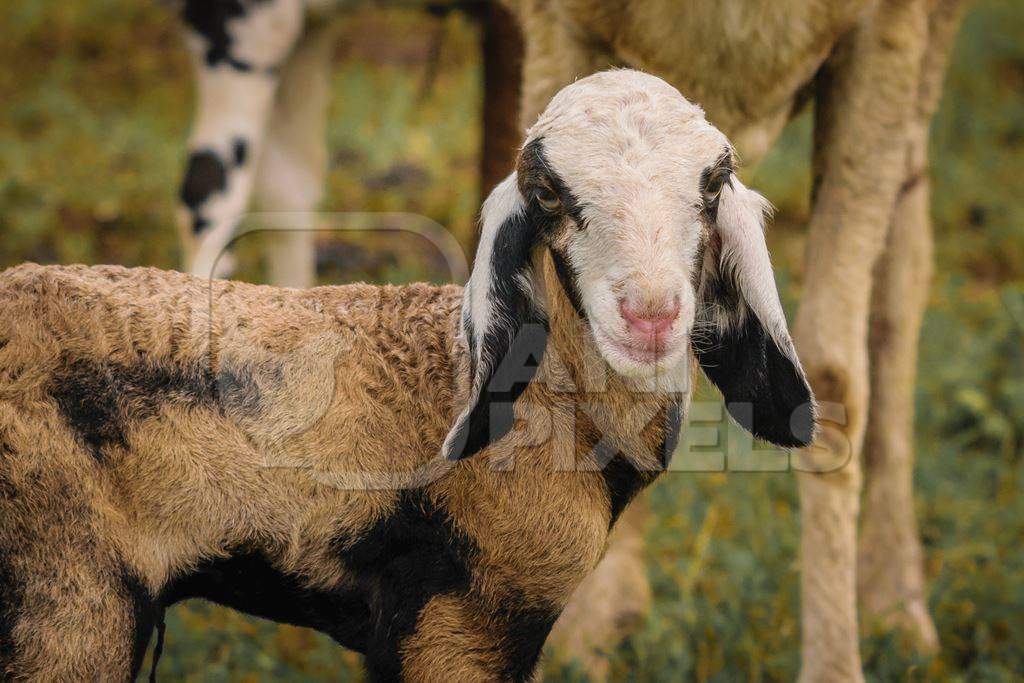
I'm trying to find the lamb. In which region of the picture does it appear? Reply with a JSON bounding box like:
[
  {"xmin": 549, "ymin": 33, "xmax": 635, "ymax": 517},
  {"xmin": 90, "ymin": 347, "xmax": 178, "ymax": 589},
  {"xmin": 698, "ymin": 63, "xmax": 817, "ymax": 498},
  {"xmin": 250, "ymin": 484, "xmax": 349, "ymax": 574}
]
[
  {"xmin": 0, "ymin": 70, "xmax": 812, "ymax": 681},
  {"xmin": 500, "ymin": 1, "xmax": 970, "ymax": 679}
]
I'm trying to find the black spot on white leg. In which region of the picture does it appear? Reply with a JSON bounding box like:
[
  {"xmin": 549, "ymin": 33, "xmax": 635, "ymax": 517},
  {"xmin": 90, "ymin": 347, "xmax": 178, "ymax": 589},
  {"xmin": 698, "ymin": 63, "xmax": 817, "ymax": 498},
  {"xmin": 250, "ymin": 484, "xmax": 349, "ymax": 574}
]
[
  {"xmin": 232, "ymin": 138, "xmax": 249, "ymax": 167},
  {"xmin": 181, "ymin": 150, "xmax": 228, "ymax": 209},
  {"xmin": 192, "ymin": 216, "xmax": 211, "ymax": 235},
  {"xmin": 181, "ymin": 149, "xmax": 228, "ymax": 235},
  {"xmin": 181, "ymin": 0, "xmax": 274, "ymax": 71}
]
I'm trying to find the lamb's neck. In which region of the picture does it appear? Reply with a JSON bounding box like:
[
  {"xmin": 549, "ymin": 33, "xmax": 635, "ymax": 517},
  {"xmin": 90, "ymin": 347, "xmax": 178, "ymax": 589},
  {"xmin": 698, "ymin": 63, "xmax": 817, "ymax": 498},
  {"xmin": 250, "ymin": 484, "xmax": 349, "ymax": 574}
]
[{"xmin": 537, "ymin": 266, "xmax": 689, "ymax": 472}]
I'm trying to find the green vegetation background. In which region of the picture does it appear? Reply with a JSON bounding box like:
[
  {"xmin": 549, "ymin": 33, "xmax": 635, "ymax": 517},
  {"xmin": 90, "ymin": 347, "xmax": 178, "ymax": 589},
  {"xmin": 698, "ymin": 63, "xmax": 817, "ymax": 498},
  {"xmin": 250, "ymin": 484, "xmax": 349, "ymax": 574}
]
[{"xmin": 0, "ymin": 1, "xmax": 1022, "ymax": 680}]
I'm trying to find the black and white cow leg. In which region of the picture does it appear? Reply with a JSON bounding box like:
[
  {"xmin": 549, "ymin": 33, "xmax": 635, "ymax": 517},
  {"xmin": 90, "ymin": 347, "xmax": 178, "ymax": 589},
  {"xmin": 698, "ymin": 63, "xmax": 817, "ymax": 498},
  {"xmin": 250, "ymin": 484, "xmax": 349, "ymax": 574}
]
[
  {"xmin": 252, "ymin": 18, "xmax": 339, "ymax": 289},
  {"xmin": 176, "ymin": 0, "xmax": 305, "ymax": 281}
]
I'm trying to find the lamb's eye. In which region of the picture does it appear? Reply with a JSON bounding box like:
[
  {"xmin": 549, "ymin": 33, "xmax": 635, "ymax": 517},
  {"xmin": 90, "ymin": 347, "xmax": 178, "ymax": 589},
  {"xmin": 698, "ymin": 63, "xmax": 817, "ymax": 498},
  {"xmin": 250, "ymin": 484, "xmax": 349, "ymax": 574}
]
[
  {"xmin": 704, "ymin": 172, "xmax": 728, "ymax": 201},
  {"xmin": 535, "ymin": 187, "xmax": 561, "ymax": 212}
]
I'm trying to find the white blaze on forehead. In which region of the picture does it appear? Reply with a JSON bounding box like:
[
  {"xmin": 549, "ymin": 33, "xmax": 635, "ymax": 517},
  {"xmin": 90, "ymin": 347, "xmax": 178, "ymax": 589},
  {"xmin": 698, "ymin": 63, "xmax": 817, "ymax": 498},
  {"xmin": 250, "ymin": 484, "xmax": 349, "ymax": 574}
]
[{"xmin": 526, "ymin": 70, "xmax": 730, "ymax": 216}]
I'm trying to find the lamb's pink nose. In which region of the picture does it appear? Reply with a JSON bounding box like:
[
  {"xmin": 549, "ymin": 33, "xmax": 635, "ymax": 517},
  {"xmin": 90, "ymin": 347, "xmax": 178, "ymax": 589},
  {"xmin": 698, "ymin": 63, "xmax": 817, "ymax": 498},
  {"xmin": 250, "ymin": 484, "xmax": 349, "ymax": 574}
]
[{"xmin": 620, "ymin": 298, "xmax": 680, "ymax": 341}]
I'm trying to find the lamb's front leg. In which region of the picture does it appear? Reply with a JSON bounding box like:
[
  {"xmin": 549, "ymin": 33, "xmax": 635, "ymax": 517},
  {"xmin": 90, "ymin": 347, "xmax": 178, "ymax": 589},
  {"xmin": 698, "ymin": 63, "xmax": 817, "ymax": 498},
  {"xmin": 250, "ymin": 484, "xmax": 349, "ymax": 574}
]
[
  {"xmin": 174, "ymin": 0, "xmax": 305, "ymax": 280},
  {"xmin": 382, "ymin": 594, "xmax": 557, "ymax": 683},
  {"xmin": 794, "ymin": 1, "xmax": 931, "ymax": 681}
]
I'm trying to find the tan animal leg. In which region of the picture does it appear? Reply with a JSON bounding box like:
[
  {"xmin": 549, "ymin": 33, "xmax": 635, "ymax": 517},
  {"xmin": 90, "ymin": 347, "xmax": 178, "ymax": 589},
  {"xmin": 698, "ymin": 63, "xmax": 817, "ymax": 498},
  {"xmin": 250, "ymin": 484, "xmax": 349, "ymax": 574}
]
[
  {"xmin": 4, "ymin": 587, "xmax": 142, "ymax": 682},
  {"xmin": 857, "ymin": 0, "xmax": 966, "ymax": 653},
  {"xmin": 252, "ymin": 19, "xmax": 339, "ymax": 289},
  {"xmin": 546, "ymin": 500, "xmax": 651, "ymax": 681},
  {"xmin": 0, "ymin": 519, "xmax": 151, "ymax": 682},
  {"xmin": 857, "ymin": 121, "xmax": 937, "ymax": 652},
  {"xmin": 794, "ymin": 2, "xmax": 931, "ymax": 680}
]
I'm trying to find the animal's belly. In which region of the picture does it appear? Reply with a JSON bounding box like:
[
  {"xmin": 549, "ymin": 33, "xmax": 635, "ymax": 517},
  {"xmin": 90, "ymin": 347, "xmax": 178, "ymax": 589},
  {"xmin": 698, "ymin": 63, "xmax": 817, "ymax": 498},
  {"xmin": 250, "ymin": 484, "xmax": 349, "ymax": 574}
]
[{"xmin": 162, "ymin": 550, "xmax": 373, "ymax": 652}]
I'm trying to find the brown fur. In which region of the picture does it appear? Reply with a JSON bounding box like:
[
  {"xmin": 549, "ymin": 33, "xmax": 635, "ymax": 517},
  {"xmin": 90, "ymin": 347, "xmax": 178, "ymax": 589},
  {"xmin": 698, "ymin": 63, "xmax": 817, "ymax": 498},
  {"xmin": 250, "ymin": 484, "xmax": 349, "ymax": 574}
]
[
  {"xmin": 0, "ymin": 258, "xmax": 682, "ymax": 681},
  {"xmin": 503, "ymin": 1, "xmax": 970, "ymax": 680}
]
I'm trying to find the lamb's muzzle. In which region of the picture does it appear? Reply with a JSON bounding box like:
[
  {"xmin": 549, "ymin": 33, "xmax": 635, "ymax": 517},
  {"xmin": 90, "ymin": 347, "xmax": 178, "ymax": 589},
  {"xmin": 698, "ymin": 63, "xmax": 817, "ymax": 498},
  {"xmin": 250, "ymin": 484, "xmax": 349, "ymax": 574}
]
[{"xmin": 0, "ymin": 69, "xmax": 812, "ymax": 682}]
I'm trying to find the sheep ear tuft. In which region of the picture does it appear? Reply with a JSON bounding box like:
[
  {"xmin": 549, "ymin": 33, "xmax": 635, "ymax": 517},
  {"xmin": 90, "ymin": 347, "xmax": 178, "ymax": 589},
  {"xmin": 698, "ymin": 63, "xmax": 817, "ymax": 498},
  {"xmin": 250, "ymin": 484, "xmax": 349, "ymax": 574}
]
[
  {"xmin": 442, "ymin": 175, "xmax": 548, "ymax": 461},
  {"xmin": 695, "ymin": 175, "xmax": 816, "ymax": 447}
]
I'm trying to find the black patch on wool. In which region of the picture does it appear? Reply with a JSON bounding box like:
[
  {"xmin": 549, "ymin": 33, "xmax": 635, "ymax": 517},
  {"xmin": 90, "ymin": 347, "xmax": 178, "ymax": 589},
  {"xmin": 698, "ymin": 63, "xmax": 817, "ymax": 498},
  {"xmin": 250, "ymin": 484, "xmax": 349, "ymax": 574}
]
[
  {"xmin": 163, "ymin": 491, "xmax": 557, "ymax": 681},
  {"xmin": 0, "ymin": 475, "xmax": 13, "ymax": 503},
  {"xmin": 493, "ymin": 599, "xmax": 560, "ymax": 683},
  {"xmin": 0, "ymin": 547, "xmax": 22, "ymax": 673},
  {"xmin": 123, "ymin": 568, "xmax": 161, "ymax": 681},
  {"xmin": 334, "ymin": 490, "xmax": 478, "ymax": 681},
  {"xmin": 591, "ymin": 402, "xmax": 683, "ymax": 527},
  {"xmin": 47, "ymin": 356, "xmax": 236, "ymax": 463},
  {"xmin": 660, "ymin": 399, "xmax": 685, "ymax": 468},
  {"xmin": 163, "ymin": 550, "xmax": 371, "ymax": 653},
  {"xmin": 215, "ymin": 362, "xmax": 267, "ymax": 418},
  {"xmin": 596, "ymin": 444, "xmax": 657, "ymax": 528}
]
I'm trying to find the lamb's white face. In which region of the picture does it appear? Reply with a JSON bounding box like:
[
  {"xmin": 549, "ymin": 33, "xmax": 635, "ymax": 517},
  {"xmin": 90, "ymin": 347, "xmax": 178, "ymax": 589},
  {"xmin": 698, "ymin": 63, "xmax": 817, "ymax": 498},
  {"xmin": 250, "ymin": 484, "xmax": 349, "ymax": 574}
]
[
  {"xmin": 444, "ymin": 69, "xmax": 813, "ymax": 462},
  {"xmin": 523, "ymin": 70, "xmax": 731, "ymax": 378}
]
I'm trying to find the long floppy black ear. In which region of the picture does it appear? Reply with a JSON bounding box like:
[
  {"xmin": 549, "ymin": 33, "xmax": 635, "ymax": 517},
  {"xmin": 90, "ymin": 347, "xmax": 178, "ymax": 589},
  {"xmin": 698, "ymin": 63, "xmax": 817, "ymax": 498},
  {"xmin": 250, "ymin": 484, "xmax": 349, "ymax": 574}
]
[
  {"xmin": 694, "ymin": 161, "xmax": 815, "ymax": 447},
  {"xmin": 441, "ymin": 174, "xmax": 548, "ymax": 461}
]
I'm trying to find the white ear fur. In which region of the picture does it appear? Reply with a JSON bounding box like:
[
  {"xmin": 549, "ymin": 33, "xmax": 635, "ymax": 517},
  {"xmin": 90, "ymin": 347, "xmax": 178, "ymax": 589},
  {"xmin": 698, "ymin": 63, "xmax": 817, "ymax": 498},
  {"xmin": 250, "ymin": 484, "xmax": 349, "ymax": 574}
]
[
  {"xmin": 442, "ymin": 174, "xmax": 548, "ymax": 461},
  {"xmin": 462, "ymin": 173, "xmax": 526, "ymax": 368},
  {"xmin": 714, "ymin": 178, "xmax": 800, "ymax": 363},
  {"xmin": 696, "ymin": 176, "xmax": 815, "ymax": 447}
]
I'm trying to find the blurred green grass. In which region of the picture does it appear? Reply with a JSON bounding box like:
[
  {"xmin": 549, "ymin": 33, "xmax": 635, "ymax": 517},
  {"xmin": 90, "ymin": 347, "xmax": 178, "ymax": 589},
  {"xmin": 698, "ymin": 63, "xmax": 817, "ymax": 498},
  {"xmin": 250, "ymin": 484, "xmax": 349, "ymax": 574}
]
[{"xmin": 1, "ymin": 1, "xmax": 1022, "ymax": 681}]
